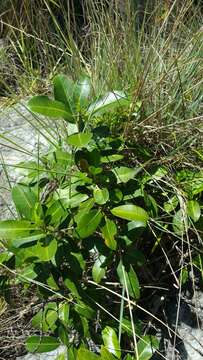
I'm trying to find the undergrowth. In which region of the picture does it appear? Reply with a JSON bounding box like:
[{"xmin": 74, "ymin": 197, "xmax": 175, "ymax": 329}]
[{"xmin": 0, "ymin": 1, "xmax": 203, "ymax": 359}]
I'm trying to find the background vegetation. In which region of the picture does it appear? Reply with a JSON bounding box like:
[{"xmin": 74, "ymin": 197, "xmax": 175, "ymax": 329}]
[{"xmin": 0, "ymin": 0, "xmax": 203, "ymax": 359}]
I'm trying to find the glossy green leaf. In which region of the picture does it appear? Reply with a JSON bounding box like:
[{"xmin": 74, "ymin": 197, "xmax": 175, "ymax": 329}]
[
  {"xmin": 46, "ymin": 200, "xmax": 68, "ymax": 226},
  {"xmin": 71, "ymin": 252, "xmax": 85, "ymax": 270},
  {"xmin": 56, "ymin": 350, "xmax": 67, "ymax": 360},
  {"xmin": 137, "ymin": 335, "xmax": 159, "ymax": 360},
  {"xmin": 88, "ymin": 91, "xmax": 130, "ymax": 116},
  {"xmin": 89, "ymin": 166, "xmax": 103, "ymax": 176},
  {"xmin": 64, "ymin": 278, "xmax": 80, "ymax": 298},
  {"xmin": 43, "ymin": 303, "xmax": 58, "ymax": 331},
  {"xmin": 111, "ymin": 204, "xmax": 149, "ymax": 226},
  {"xmin": 172, "ymin": 209, "xmax": 188, "ymax": 235},
  {"xmin": 68, "ymin": 346, "xmax": 77, "ymax": 360},
  {"xmin": 56, "ymin": 323, "xmax": 69, "ymax": 346},
  {"xmin": 191, "ymin": 180, "xmax": 203, "ymax": 196},
  {"xmin": 12, "ymin": 233, "xmax": 46, "ymax": 248},
  {"xmin": 192, "ymin": 254, "xmax": 203, "ymax": 272},
  {"xmin": 48, "ymin": 149, "xmax": 73, "ymax": 172},
  {"xmin": 102, "ymin": 326, "xmax": 121, "ymax": 359},
  {"xmin": 59, "ymin": 302, "xmax": 70, "ymax": 327},
  {"xmin": 92, "ymin": 255, "xmax": 106, "ymax": 283},
  {"xmin": 74, "ymin": 198, "xmax": 95, "ymax": 223},
  {"xmin": 0, "ymin": 251, "xmax": 13, "ymax": 264},
  {"xmin": 101, "ymin": 218, "xmax": 117, "ymax": 250},
  {"xmin": 77, "ymin": 348, "xmax": 100, "ymax": 360},
  {"xmin": 32, "ymin": 202, "xmax": 44, "ymax": 225},
  {"xmin": 54, "ymin": 189, "xmax": 88, "ymax": 208},
  {"xmin": 53, "ymin": 74, "xmax": 73, "ymax": 112},
  {"xmin": 47, "ymin": 274, "xmax": 60, "ymax": 290},
  {"xmin": 81, "ymin": 316, "xmax": 90, "ymax": 338},
  {"xmin": 15, "ymin": 242, "xmax": 44, "ymax": 262},
  {"xmin": 94, "ymin": 187, "xmax": 109, "ymax": 205},
  {"xmin": 12, "ymin": 184, "xmax": 37, "ymax": 220},
  {"xmin": 147, "ymin": 166, "xmax": 168, "ymax": 183},
  {"xmin": 180, "ymin": 268, "xmax": 189, "ymax": 285},
  {"xmin": 123, "ymin": 355, "xmax": 134, "ymax": 360},
  {"xmin": 113, "ymin": 167, "xmax": 137, "ymax": 184},
  {"xmin": 117, "ymin": 262, "xmax": 140, "ymax": 299},
  {"xmin": 76, "ymin": 210, "xmax": 102, "ymax": 238},
  {"xmin": 100, "ymin": 346, "xmax": 116, "ymax": 359},
  {"xmin": 32, "ymin": 302, "xmax": 58, "ymax": 332},
  {"xmin": 74, "ymin": 300, "xmax": 95, "ymax": 319},
  {"xmin": 121, "ymin": 318, "xmax": 142, "ymax": 337},
  {"xmin": 35, "ymin": 239, "xmax": 57, "ymax": 262},
  {"xmin": 177, "ymin": 171, "xmax": 203, "ymax": 196},
  {"xmin": 28, "ymin": 96, "xmax": 72, "ymax": 120},
  {"xmin": 128, "ymin": 265, "xmax": 140, "ymax": 299},
  {"xmin": 18, "ymin": 264, "xmax": 37, "ymax": 282},
  {"xmin": 111, "ymin": 189, "xmax": 123, "ymax": 203},
  {"xmin": 67, "ymin": 132, "xmax": 92, "ymax": 148},
  {"xmin": 164, "ymin": 196, "xmax": 179, "ymax": 213},
  {"xmin": 123, "ymin": 189, "xmax": 142, "ymax": 201},
  {"xmin": 101, "ymin": 154, "xmax": 124, "ymax": 163},
  {"xmin": 31, "ymin": 310, "xmax": 44, "ymax": 330},
  {"xmin": 127, "ymin": 221, "xmax": 145, "ymax": 231},
  {"xmin": 0, "ymin": 220, "xmax": 45, "ymax": 248},
  {"xmin": 187, "ymin": 200, "xmax": 201, "ymax": 222},
  {"xmin": 74, "ymin": 76, "xmax": 91, "ymax": 108},
  {"xmin": 144, "ymin": 194, "xmax": 158, "ymax": 217},
  {"xmin": 25, "ymin": 336, "xmax": 60, "ymax": 353}
]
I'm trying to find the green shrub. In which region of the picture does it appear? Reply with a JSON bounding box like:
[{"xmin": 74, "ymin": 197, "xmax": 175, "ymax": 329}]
[{"xmin": 0, "ymin": 75, "xmax": 202, "ymax": 359}]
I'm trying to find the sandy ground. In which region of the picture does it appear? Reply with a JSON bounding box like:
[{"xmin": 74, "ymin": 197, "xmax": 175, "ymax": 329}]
[{"xmin": 0, "ymin": 101, "xmax": 50, "ymax": 219}]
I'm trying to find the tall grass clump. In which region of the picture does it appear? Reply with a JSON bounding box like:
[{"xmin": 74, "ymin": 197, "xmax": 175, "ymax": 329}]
[
  {"xmin": 0, "ymin": 1, "xmax": 203, "ymax": 359},
  {"xmin": 85, "ymin": 0, "xmax": 203, "ymax": 151},
  {"xmin": 0, "ymin": 0, "xmax": 202, "ymax": 152}
]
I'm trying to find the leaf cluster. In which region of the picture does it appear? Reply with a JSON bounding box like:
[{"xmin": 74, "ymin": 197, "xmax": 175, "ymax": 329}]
[{"xmin": 0, "ymin": 75, "xmax": 202, "ymax": 359}]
